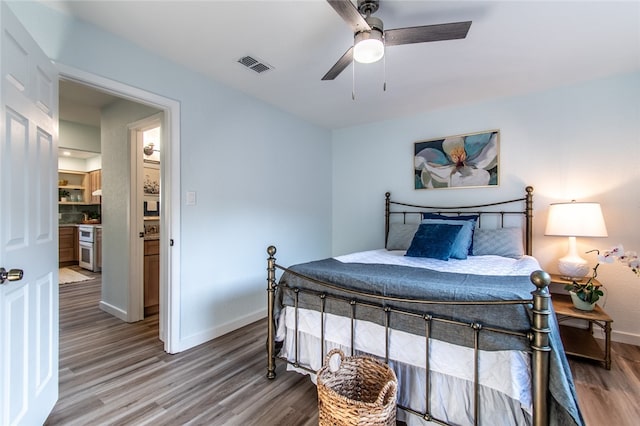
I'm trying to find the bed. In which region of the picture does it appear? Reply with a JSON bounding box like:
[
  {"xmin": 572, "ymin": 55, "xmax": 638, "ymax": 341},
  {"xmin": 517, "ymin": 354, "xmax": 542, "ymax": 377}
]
[{"xmin": 266, "ymin": 186, "xmax": 584, "ymax": 426}]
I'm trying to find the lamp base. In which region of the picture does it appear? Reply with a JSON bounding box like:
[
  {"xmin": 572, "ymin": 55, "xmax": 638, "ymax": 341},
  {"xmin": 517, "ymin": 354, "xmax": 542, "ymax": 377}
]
[{"xmin": 558, "ymin": 257, "xmax": 590, "ymax": 281}]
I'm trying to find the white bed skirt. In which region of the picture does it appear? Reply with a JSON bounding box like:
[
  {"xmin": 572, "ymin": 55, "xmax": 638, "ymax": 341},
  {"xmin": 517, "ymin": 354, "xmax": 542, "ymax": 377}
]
[{"xmin": 277, "ymin": 306, "xmax": 533, "ymax": 426}]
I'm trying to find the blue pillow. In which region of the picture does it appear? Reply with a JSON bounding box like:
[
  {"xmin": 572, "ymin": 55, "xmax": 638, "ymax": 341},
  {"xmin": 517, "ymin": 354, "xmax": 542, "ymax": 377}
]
[
  {"xmin": 421, "ymin": 219, "xmax": 474, "ymax": 259},
  {"xmin": 405, "ymin": 223, "xmax": 464, "ymax": 260},
  {"xmin": 422, "ymin": 213, "xmax": 479, "ymax": 256}
]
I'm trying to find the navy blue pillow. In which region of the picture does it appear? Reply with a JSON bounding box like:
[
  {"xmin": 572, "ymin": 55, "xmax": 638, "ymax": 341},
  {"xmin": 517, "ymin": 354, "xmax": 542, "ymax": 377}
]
[
  {"xmin": 422, "ymin": 213, "xmax": 479, "ymax": 254},
  {"xmin": 405, "ymin": 223, "xmax": 464, "ymax": 260}
]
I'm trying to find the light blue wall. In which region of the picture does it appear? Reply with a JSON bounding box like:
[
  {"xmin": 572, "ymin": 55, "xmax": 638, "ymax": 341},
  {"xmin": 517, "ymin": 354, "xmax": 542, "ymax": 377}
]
[
  {"xmin": 332, "ymin": 72, "xmax": 640, "ymax": 343},
  {"xmin": 59, "ymin": 120, "xmax": 100, "ymax": 152},
  {"xmin": 12, "ymin": 1, "xmax": 638, "ymax": 346},
  {"xmin": 9, "ymin": 1, "xmax": 332, "ymax": 346},
  {"xmin": 100, "ymin": 99, "xmax": 161, "ymax": 312}
]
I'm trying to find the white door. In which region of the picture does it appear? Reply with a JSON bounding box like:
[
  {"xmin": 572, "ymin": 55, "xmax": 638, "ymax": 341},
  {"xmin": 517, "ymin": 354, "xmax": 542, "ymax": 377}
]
[{"xmin": 0, "ymin": 3, "xmax": 59, "ymax": 425}]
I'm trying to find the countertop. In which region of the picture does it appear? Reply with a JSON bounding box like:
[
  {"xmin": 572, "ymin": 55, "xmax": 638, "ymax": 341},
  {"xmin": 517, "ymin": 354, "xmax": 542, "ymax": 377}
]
[{"xmin": 60, "ymin": 223, "xmax": 159, "ymax": 239}]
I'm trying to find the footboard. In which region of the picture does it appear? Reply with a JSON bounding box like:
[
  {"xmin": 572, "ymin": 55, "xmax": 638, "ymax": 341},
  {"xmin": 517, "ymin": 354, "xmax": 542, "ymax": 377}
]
[{"xmin": 266, "ymin": 245, "xmax": 553, "ymax": 426}]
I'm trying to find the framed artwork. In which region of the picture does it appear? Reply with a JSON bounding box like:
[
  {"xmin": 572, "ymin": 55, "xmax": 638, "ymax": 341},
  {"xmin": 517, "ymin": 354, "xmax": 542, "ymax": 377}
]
[
  {"xmin": 414, "ymin": 129, "xmax": 499, "ymax": 189},
  {"xmin": 143, "ymin": 163, "xmax": 160, "ymax": 195}
]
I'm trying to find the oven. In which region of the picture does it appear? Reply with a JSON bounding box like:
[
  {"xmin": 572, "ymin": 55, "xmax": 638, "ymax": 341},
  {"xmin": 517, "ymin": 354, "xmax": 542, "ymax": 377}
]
[{"xmin": 78, "ymin": 225, "xmax": 100, "ymax": 272}]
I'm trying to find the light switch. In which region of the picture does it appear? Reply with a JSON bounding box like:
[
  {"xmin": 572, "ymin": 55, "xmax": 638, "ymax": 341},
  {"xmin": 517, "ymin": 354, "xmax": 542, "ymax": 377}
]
[{"xmin": 186, "ymin": 191, "xmax": 196, "ymax": 205}]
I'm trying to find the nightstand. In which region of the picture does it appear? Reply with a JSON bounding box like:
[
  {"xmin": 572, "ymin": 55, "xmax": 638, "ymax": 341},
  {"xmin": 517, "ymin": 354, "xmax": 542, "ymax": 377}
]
[{"xmin": 549, "ymin": 274, "xmax": 613, "ymax": 369}]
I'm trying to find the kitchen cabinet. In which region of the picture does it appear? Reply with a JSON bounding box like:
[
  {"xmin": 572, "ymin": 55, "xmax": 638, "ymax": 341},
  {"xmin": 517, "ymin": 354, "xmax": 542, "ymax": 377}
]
[
  {"xmin": 143, "ymin": 239, "xmax": 160, "ymax": 316},
  {"xmin": 58, "ymin": 226, "xmax": 78, "ymax": 265},
  {"xmin": 96, "ymin": 227, "xmax": 102, "ymax": 269},
  {"xmin": 58, "ymin": 169, "xmax": 101, "ymax": 205},
  {"xmin": 58, "ymin": 170, "xmax": 88, "ymax": 204},
  {"xmin": 89, "ymin": 169, "xmax": 102, "ymax": 204}
]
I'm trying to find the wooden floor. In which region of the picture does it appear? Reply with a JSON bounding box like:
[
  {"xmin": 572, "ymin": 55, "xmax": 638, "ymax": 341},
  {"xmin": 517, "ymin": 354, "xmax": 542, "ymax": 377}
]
[{"xmin": 47, "ymin": 274, "xmax": 640, "ymax": 425}]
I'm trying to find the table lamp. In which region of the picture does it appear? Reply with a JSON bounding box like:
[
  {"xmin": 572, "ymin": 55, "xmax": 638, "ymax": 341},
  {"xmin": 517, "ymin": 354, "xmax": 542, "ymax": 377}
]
[{"xmin": 545, "ymin": 201, "xmax": 608, "ymax": 280}]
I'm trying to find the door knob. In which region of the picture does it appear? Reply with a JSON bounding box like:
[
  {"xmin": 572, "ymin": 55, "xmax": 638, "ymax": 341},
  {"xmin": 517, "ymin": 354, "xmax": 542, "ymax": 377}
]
[{"xmin": 0, "ymin": 267, "xmax": 24, "ymax": 284}]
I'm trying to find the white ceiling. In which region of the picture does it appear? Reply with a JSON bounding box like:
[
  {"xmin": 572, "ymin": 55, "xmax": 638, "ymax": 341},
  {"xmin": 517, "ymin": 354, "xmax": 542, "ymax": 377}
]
[{"xmin": 47, "ymin": 0, "xmax": 640, "ymax": 130}]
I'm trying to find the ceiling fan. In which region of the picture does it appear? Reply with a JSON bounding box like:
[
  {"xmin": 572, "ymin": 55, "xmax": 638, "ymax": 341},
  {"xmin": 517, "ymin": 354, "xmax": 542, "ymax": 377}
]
[{"xmin": 322, "ymin": 0, "xmax": 472, "ymax": 80}]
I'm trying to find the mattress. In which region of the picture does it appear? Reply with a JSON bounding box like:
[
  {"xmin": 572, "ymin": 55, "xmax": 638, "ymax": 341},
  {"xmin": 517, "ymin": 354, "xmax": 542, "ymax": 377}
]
[
  {"xmin": 274, "ymin": 249, "xmax": 582, "ymax": 426},
  {"xmin": 334, "ymin": 248, "xmax": 541, "ymax": 276},
  {"xmin": 277, "ymin": 306, "xmax": 532, "ymax": 425}
]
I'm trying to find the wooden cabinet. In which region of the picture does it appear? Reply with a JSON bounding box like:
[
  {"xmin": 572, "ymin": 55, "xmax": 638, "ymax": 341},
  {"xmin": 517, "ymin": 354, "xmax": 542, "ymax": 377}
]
[
  {"xmin": 89, "ymin": 169, "xmax": 102, "ymax": 204},
  {"xmin": 58, "ymin": 169, "xmax": 101, "ymax": 205},
  {"xmin": 96, "ymin": 227, "xmax": 102, "ymax": 269},
  {"xmin": 58, "ymin": 226, "xmax": 78, "ymax": 265},
  {"xmin": 58, "ymin": 170, "xmax": 88, "ymax": 204},
  {"xmin": 143, "ymin": 239, "xmax": 160, "ymax": 316}
]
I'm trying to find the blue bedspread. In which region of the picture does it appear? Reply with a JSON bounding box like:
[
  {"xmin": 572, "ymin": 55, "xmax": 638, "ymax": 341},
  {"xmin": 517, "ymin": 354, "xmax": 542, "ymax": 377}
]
[{"xmin": 277, "ymin": 258, "xmax": 584, "ymax": 426}]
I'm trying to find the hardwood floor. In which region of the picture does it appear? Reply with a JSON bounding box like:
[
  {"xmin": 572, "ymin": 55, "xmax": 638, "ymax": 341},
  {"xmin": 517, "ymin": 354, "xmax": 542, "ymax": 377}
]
[
  {"xmin": 570, "ymin": 342, "xmax": 640, "ymax": 425},
  {"xmin": 47, "ymin": 276, "xmax": 640, "ymax": 425}
]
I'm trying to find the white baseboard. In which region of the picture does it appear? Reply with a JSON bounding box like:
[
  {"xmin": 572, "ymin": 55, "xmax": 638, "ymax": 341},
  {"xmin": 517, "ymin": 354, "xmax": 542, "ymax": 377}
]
[
  {"xmin": 99, "ymin": 300, "xmax": 128, "ymax": 322},
  {"xmin": 175, "ymin": 308, "xmax": 267, "ymax": 352},
  {"xmin": 611, "ymin": 330, "xmax": 640, "ymax": 346},
  {"xmin": 592, "ymin": 328, "xmax": 640, "ymax": 346}
]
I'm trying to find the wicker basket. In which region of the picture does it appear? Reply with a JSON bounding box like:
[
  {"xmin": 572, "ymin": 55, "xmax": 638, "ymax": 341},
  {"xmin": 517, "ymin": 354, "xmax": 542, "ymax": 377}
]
[{"xmin": 317, "ymin": 349, "xmax": 397, "ymax": 426}]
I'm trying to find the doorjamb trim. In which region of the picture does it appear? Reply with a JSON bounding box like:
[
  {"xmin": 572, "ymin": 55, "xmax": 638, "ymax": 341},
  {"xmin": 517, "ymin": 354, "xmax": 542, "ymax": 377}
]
[{"xmin": 56, "ymin": 63, "xmax": 181, "ymax": 353}]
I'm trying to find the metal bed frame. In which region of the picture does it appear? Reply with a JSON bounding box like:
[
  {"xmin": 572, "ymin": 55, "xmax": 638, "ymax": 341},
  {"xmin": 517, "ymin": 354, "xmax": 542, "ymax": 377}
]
[{"xmin": 266, "ymin": 186, "xmax": 552, "ymax": 426}]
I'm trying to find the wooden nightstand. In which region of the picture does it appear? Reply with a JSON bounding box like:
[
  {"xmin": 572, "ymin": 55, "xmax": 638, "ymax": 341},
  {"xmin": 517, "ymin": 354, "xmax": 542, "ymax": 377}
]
[{"xmin": 549, "ymin": 274, "xmax": 613, "ymax": 369}]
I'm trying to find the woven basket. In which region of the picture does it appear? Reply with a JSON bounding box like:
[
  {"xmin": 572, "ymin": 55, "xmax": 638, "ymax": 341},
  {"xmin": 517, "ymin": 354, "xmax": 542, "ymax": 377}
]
[{"xmin": 317, "ymin": 349, "xmax": 397, "ymax": 426}]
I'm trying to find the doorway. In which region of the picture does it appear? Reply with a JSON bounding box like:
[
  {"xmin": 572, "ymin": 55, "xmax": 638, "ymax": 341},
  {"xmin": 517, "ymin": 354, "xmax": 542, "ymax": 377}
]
[
  {"xmin": 57, "ymin": 64, "xmax": 181, "ymax": 353},
  {"xmin": 130, "ymin": 116, "xmax": 163, "ymax": 320}
]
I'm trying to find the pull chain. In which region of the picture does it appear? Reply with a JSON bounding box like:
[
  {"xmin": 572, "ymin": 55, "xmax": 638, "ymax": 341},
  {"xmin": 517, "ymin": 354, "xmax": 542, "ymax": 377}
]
[{"xmin": 383, "ymin": 39, "xmax": 387, "ymax": 92}]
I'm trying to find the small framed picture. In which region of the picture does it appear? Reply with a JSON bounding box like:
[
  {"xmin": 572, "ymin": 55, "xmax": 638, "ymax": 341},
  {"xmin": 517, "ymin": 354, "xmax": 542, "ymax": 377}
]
[
  {"xmin": 143, "ymin": 163, "xmax": 160, "ymax": 195},
  {"xmin": 414, "ymin": 129, "xmax": 499, "ymax": 189}
]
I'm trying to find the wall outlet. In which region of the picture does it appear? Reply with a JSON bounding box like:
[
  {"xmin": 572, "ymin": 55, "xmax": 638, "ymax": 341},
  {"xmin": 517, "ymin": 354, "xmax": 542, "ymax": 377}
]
[
  {"xmin": 58, "ymin": 213, "xmax": 62, "ymax": 220},
  {"xmin": 186, "ymin": 191, "xmax": 196, "ymax": 206}
]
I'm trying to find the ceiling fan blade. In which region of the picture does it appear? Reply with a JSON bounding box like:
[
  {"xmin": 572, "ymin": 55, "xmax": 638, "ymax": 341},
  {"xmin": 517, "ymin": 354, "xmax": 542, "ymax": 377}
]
[
  {"xmin": 327, "ymin": 0, "xmax": 371, "ymax": 33},
  {"xmin": 322, "ymin": 46, "xmax": 354, "ymax": 80},
  {"xmin": 384, "ymin": 21, "xmax": 472, "ymax": 46}
]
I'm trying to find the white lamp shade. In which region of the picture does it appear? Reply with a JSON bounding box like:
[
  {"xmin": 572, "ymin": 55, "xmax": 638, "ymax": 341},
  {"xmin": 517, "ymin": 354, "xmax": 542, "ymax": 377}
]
[
  {"xmin": 544, "ymin": 202, "xmax": 608, "ymax": 237},
  {"xmin": 353, "ymin": 30, "xmax": 384, "ymax": 64}
]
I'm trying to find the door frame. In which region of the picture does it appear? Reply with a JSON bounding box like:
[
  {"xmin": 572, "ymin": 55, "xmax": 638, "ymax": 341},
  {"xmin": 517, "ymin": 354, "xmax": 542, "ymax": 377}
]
[
  {"xmin": 129, "ymin": 114, "xmax": 162, "ymax": 324},
  {"xmin": 57, "ymin": 63, "xmax": 181, "ymax": 353}
]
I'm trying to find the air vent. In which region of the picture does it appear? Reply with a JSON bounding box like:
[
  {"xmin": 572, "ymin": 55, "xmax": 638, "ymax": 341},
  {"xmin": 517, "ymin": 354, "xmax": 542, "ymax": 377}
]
[{"xmin": 237, "ymin": 55, "xmax": 273, "ymax": 74}]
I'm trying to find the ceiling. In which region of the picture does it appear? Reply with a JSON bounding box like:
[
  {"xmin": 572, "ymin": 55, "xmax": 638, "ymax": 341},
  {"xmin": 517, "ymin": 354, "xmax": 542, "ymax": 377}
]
[
  {"xmin": 59, "ymin": 79, "xmax": 119, "ymax": 127},
  {"xmin": 48, "ymin": 0, "xmax": 640, "ymax": 130}
]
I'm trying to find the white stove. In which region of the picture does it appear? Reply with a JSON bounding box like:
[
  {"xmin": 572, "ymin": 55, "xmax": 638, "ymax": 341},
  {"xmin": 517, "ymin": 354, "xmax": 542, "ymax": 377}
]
[{"xmin": 78, "ymin": 225, "xmax": 100, "ymax": 272}]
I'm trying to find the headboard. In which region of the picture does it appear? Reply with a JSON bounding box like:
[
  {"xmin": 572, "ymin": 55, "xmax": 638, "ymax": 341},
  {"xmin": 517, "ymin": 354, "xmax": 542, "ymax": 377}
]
[{"xmin": 385, "ymin": 186, "xmax": 534, "ymax": 256}]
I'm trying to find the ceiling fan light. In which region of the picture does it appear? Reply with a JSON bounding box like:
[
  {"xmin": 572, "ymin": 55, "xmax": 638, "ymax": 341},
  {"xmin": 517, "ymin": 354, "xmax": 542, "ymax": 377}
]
[{"xmin": 353, "ymin": 30, "xmax": 384, "ymax": 64}]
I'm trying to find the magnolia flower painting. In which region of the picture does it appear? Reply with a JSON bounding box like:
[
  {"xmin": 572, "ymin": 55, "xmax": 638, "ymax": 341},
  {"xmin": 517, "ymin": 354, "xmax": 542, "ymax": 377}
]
[{"xmin": 414, "ymin": 130, "xmax": 499, "ymax": 189}]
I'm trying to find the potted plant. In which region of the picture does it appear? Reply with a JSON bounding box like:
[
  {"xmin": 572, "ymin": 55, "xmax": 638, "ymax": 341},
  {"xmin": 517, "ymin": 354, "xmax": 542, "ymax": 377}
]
[
  {"xmin": 565, "ymin": 245, "xmax": 639, "ymax": 311},
  {"xmin": 564, "ymin": 263, "xmax": 604, "ymax": 311},
  {"xmin": 59, "ymin": 189, "xmax": 70, "ymax": 202}
]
